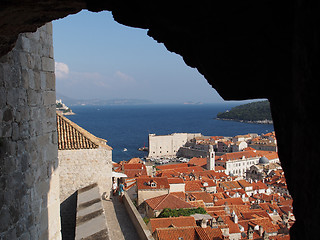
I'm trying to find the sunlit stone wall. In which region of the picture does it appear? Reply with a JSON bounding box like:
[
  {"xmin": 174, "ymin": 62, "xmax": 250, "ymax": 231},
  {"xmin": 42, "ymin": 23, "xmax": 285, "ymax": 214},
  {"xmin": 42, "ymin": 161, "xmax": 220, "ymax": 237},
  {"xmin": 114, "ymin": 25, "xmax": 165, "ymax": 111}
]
[{"xmin": 0, "ymin": 23, "xmax": 61, "ymax": 240}]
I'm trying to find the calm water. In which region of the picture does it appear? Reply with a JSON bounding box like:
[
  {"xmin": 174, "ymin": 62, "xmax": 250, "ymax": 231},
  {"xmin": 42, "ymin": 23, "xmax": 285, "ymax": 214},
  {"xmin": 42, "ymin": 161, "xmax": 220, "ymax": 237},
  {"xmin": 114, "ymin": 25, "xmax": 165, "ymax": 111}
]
[{"xmin": 66, "ymin": 104, "xmax": 274, "ymax": 162}]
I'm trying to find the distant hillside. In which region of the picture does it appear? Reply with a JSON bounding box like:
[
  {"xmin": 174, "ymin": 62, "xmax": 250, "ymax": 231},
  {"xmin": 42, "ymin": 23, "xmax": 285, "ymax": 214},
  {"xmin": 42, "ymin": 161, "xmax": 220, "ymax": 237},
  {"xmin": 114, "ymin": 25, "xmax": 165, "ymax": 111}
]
[
  {"xmin": 56, "ymin": 93, "xmax": 152, "ymax": 106},
  {"xmin": 216, "ymin": 100, "xmax": 273, "ymax": 124}
]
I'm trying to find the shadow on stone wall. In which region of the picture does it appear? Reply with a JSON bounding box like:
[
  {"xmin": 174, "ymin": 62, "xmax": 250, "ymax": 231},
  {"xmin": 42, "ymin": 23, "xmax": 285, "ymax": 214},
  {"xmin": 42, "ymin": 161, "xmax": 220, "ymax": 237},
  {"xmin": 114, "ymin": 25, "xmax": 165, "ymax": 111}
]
[{"xmin": 60, "ymin": 191, "xmax": 77, "ymax": 240}]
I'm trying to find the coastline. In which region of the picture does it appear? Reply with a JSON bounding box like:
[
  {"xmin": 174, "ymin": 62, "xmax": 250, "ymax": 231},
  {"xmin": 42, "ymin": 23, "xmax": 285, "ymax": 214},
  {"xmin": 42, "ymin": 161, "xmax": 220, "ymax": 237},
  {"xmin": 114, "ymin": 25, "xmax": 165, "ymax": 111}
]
[
  {"xmin": 215, "ymin": 118, "xmax": 273, "ymax": 125},
  {"xmin": 56, "ymin": 110, "xmax": 76, "ymax": 116}
]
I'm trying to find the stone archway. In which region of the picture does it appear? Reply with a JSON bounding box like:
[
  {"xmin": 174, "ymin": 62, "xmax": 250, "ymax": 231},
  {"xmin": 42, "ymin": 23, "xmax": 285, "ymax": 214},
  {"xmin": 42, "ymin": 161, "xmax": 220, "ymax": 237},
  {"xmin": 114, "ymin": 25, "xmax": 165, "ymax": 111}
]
[{"xmin": 1, "ymin": 1, "xmax": 320, "ymax": 239}]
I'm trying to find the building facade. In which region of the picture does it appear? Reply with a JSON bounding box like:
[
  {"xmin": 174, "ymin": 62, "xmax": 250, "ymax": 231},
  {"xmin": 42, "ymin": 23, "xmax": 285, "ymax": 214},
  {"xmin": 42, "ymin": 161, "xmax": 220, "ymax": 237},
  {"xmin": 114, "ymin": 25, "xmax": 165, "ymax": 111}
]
[
  {"xmin": 215, "ymin": 150, "xmax": 279, "ymax": 177},
  {"xmin": 148, "ymin": 133, "xmax": 201, "ymax": 159},
  {"xmin": 57, "ymin": 113, "xmax": 113, "ymax": 202}
]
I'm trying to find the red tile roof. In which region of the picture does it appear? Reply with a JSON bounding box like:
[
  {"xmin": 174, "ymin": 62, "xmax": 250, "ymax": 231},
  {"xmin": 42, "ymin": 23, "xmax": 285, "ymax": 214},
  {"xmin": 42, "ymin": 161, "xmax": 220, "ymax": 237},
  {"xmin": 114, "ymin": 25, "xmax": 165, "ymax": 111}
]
[
  {"xmin": 155, "ymin": 226, "xmax": 211, "ymax": 240},
  {"xmin": 168, "ymin": 178, "xmax": 185, "ymax": 184},
  {"xmin": 127, "ymin": 157, "xmax": 143, "ymax": 164},
  {"xmin": 137, "ymin": 177, "xmax": 169, "ymax": 190},
  {"xmin": 149, "ymin": 216, "xmax": 196, "ymax": 233},
  {"xmin": 145, "ymin": 193, "xmax": 195, "ymax": 211},
  {"xmin": 216, "ymin": 150, "xmax": 278, "ymax": 162},
  {"xmin": 185, "ymin": 181, "xmax": 203, "ymax": 192},
  {"xmin": 214, "ymin": 197, "xmax": 245, "ymax": 206},
  {"xmin": 187, "ymin": 192, "xmax": 213, "ymax": 204},
  {"xmin": 219, "ymin": 181, "xmax": 242, "ymax": 190},
  {"xmin": 56, "ymin": 112, "xmax": 112, "ymax": 150},
  {"xmin": 123, "ymin": 163, "xmax": 145, "ymax": 170},
  {"xmin": 188, "ymin": 157, "xmax": 207, "ymax": 167},
  {"xmin": 157, "ymin": 163, "xmax": 188, "ymax": 170}
]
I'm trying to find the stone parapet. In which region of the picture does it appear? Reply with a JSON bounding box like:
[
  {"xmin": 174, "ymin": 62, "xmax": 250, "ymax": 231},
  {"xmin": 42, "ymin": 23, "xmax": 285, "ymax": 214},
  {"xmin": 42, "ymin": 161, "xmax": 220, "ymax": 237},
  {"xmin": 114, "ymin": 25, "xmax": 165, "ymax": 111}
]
[
  {"xmin": 75, "ymin": 183, "xmax": 109, "ymax": 240},
  {"xmin": 123, "ymin": 192, "xmax": 154, "ymax": 240}
]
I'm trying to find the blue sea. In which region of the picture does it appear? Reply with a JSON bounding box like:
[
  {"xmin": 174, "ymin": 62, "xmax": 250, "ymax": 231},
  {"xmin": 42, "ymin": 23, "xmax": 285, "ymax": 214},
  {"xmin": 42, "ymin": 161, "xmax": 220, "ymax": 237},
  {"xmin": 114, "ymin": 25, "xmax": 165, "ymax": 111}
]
[{"xmin": 66, "ymin": 103, "xmax": 274, "ymax": 163}]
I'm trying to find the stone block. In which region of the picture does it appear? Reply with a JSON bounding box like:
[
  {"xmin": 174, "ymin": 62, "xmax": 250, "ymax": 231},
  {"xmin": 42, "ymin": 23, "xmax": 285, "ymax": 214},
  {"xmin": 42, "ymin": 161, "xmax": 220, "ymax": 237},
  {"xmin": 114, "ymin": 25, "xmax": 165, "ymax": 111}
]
[
  {"xmin": 2, "ymin": 108, "xmax": 13, "ymax": 122},
  {"xmin": 6, "ymin": 87, "xmax": 18, "ymax": 108},
  {"xmin": 27, "ymin": 89, "xmax": 41, "ymax": 106},
  {"xmin": 12, "ymin": 122, "xmax": 19, "ymax": 141},
  {"xmin": 45, "ymin": 72, "xmax": 55, "ymax": 90},
  {"xmin": 33, "ymin": 71, "xmax": 41, "ymax": 90},
  {"xmin": 41, "ymin": 57, "xmax": 54, "ymax": 72},
  {"xmin": 43, "ymin": 91, "xmax": 55, "ymax": 106},
  {"xmin": 21, "ymin": 69, "xmax": 29, "ymax": 89},
  {"xmin": 20, "ymin": 36, "xmax": 31, "ymax": 52}
]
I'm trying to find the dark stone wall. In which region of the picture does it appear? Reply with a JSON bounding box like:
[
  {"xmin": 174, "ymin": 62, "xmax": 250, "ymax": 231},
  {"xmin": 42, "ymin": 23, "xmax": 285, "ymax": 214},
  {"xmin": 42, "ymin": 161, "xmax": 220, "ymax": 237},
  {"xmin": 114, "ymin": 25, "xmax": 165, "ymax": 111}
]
[{"xmin": 1, "ymin": 1, "xmax": 320, "ymax": 239}]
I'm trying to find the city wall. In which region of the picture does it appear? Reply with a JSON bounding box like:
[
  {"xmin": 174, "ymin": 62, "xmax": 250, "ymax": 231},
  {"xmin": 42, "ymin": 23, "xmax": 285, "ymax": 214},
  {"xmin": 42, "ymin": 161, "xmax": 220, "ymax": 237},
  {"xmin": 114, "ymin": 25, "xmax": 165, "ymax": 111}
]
[
  {"xmin": 0, "ymin": 23, "xmax": 61, "ymax": 239},
  {"xmin": 59, "ymin": 148, "xmax": 112, "ymax": 203},
  {"xmin": 148, "ymin": 133, "xmax": 201, "ymax": 159}
]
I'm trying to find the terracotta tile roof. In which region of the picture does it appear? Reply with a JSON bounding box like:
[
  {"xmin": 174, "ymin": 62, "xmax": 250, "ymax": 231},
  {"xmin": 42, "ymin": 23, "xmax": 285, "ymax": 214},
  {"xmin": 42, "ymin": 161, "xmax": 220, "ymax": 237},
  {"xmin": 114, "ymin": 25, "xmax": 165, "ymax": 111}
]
[
  {"xmin": 170, "ymin": 191, "xmax": 186, "ymax": 200},
  {"xmin": 251, "ymin": 181, "xmax": 268, "ymax": 190},
  {"xmin": 216, "ymin": 150, "xmax": 278, "ymax": 162},
  {"xmin": 240, "ymin": 209, "xmax": 271, "ymax": 220},
  {"xmin": 175, "ymin": 166, "xmax": 206, "ymax": 174},
  {"xmin": 249, "ymin": 218, "xmax": 279, "ymax": 233},
  {"xmin": 127, "ymin": 158, "xmax": 143, "ymax": 164},
  {"xmin": 214, "ymin": 166, "xmax": 226, "ymax": 172},
  {"xmin": 156, "ymin": 169, "xmax": 180, "ymax": 178},
  {"xmin": 155, "ymin": 226, "xmax": 211, "ymax": 240},
  {"xmin": 187, "ymin": 192, "xmax": 213, "ymax": 204},
  {"xmin": 188, "ymin": 157, "xmax": 207, "ymax": 167},
  {"xmin": 219, "ymin": 181, "xmax": 242, "ymax": 190},
  {"xmin": 157, "ymin": 163, "xmax": 189, "ymax": 170},
  {"xmin": 185, "ymin": 181, "xmax": 203, "ymax": 192},
  {"xmin": 122, "ymin": 163, "xmax": 148, "ymax": 177},
  {"xmin": 269, "ymin": 235, "xmax": 290, "ymax": 240},
  {"xmin": 124, "ymin": 169, "xmax": 147, "ymax": 178},
  {"xmin": 123, "ymin": 163, "xmax": 145, "ymax": 170},
  {"xmin": 214, "ymin": 197, "xmax": 245, "ymax": 206},
  {"xmin": 189, "ymin": 200, "xmax": 206, "ymax": 208},
  {"xmin": 237, "ymin": 180, "xmax": 252, "ymax": 188},
  {"xmin": 203, "ymin": 227, "xmax": 223, "ymax": 240},
  {"xmin": 145, "ymin": 193, "xmax": 195, "ymax": 211},
  {"xmin": 224, "ymin": 216, "xmax": 241, "ymax": 234},
  {"xmin": 168, "ymin": 178, "xmax": 185, "ymax": 184},
  {"xmin": 137, "ymin": 177, "xmax": 169, "ymax": 190},
  {"xmin": 56, "ymin": 112, "xmax": 112, "ymax": 150},
  {"xmin": 149, "ymin": 216, "xmax": 196, "ymax": 233}
]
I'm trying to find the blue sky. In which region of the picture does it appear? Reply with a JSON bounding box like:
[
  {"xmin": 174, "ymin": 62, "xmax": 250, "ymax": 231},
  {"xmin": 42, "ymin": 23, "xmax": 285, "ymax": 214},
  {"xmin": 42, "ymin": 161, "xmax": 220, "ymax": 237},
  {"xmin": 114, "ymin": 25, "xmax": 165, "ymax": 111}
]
[{"xmin": 53, "ymin": 10, "xmax": 225, "ymax": 104}]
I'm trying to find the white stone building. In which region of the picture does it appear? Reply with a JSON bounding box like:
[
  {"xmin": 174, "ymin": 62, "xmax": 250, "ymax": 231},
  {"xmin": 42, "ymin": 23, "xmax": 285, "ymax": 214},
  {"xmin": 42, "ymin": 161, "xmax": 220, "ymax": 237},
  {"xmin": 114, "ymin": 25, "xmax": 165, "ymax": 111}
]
[
  {"xmin": 148, "ymin": 133, "xmax": 201, "ymax": 159},
  {"xmin": 215, "ymin": 150, "xmax": 279, "ymax": 177}
]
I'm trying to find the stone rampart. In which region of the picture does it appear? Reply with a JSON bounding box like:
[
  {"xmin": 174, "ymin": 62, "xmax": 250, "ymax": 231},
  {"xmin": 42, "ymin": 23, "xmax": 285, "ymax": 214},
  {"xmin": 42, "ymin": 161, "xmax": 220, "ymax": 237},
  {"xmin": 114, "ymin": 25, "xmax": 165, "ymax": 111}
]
[
  {"xmin": 0, "ymin": 23, "xmax": 61, "ymax": 239},
  {"xmin": 75, "ymin": 183, "xmax": 109, "ymax": 240},
  {"xmin": 123, "ymin": 192, "xmax": 154, "ymax": 240},
  {"xmin": 59, "ymin": 148, "xmax": 112, "ymax": 203}
]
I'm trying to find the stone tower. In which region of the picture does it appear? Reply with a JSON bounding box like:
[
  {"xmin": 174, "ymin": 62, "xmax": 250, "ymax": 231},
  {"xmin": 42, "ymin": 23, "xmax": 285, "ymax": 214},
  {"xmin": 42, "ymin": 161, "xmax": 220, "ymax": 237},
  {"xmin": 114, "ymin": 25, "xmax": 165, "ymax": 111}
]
[{"xmin": 207, "ymin": 145, "xmax": 215, "ymax": 171}]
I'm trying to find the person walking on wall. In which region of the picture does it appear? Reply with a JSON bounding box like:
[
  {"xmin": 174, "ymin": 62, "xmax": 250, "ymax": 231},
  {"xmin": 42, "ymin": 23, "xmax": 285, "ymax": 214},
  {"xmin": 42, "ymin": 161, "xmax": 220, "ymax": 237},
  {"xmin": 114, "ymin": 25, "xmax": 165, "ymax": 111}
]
[
  {"xmin": 118, "ymin": 180, "xmax": 125, "ymax": 202},
  {"xmin": 112, "ymin": 179, "xmax": 118, "ymax": 196}
]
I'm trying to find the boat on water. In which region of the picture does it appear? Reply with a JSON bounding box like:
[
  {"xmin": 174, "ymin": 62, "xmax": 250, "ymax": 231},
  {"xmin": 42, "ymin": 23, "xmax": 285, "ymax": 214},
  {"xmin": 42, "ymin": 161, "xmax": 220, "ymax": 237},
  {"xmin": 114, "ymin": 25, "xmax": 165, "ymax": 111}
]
[
  {"xmin": 123, "ymin": 148, "xmax": 128, "ymax": 152},
  {"xmin": 138, "ymin": 146, "xmax": 148, "ymax": 152}
]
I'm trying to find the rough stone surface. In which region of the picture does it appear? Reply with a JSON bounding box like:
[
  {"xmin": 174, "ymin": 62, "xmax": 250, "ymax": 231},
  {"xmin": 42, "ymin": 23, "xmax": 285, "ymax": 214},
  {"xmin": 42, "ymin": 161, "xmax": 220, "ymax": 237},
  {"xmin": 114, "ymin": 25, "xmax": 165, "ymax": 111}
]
[
  {"xmin": 59, "ymin": 148, "xmax": 112, "ymax": 203},
  {"xmin": 0, "ymin": 23, "xmax": 61, "ymax": 240}
]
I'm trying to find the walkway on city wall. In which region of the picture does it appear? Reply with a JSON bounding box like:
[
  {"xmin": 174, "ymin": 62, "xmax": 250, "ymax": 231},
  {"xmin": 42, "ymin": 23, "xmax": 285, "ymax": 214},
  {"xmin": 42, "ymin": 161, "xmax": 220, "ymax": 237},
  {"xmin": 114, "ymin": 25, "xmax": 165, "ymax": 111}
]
[{"xmin": 103, "ymin": 195, "xmax": 140, "ymax": 240}]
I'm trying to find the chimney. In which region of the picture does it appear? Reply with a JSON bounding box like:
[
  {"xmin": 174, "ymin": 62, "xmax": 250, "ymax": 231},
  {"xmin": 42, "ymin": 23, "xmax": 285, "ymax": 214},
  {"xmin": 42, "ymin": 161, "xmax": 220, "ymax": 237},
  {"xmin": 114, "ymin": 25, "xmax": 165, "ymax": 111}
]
[
  {"xmin": 201, "ymin": 219, "xmax": 207, "ymax": 228},
  {"xmin": 262, "ymin": 231, "xmax": 269, "ymax": 240},
  {"xmin": 259, "ymin": 225, "xmax": 264, "ymax": 237},
  {"xmin": 247, "ymin": 226, "xmax": 253, "ymax": 239}
]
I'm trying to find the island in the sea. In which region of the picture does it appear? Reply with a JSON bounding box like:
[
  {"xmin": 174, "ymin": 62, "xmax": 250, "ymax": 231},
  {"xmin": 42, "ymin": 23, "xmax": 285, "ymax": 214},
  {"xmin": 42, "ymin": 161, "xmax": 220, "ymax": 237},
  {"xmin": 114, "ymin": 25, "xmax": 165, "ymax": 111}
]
[
  {"xmin": 216, "ymin": 100, "xmax": 273, "ymax": 124},
  {"xmin": 56, "ymin": 99, "xmax": 75, "ymax": 115}
]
